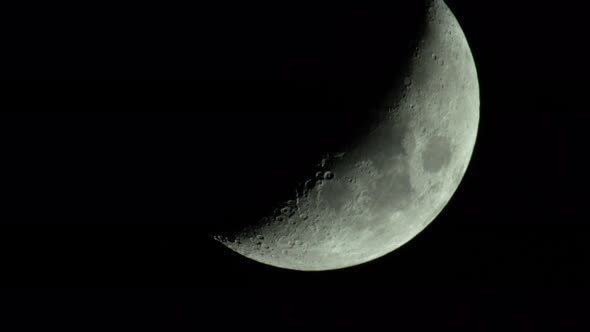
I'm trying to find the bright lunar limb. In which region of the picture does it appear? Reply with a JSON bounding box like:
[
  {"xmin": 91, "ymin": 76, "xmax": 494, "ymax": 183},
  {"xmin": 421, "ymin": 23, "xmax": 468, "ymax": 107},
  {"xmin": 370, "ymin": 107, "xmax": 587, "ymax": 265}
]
[{"xmin": 214, "ymin": 0, "xmax": 480, "ymax": 271}]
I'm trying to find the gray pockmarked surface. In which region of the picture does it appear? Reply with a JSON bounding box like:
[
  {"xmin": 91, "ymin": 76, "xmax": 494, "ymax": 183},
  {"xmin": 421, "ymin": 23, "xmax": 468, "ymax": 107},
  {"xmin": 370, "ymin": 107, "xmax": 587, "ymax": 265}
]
[{"xmin": 215, "ymin": 0, "xmax": 480, "ymax": 271}]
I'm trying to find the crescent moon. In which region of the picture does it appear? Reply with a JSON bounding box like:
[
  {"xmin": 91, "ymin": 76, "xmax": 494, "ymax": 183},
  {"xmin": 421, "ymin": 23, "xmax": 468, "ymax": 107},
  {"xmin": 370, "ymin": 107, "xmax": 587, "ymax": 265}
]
[{"xmin": 214, "ymin": 0, "xmax": 479, "ymax": 271}]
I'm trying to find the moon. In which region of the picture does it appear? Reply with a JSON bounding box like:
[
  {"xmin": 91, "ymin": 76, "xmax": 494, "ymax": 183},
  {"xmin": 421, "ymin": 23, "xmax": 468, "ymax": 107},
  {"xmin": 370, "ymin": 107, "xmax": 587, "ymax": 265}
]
[{"xmin": 214, "ymin": 0, "xmax": 479, "ymax": 271}]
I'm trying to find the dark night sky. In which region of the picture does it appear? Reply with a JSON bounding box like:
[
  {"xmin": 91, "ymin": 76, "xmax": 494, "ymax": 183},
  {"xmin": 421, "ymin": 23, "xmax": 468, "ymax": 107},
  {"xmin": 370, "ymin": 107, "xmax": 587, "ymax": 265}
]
[{"xmin": 0, "ymin": 0, "xmax": 588, "ymax": 330}]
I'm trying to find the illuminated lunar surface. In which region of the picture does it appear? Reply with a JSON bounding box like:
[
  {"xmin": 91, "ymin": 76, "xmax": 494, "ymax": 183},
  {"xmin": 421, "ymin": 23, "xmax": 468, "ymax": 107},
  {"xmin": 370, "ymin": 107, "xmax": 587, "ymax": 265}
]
[{"xmin": 214, "ymin": 0, "xmax": 480, "ymax": 271}]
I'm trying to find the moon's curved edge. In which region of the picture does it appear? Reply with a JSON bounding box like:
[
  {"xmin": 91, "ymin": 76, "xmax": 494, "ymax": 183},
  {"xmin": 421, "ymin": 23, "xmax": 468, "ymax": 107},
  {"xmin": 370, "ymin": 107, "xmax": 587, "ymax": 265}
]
[{"xmin": 214, "ymin": 0, "xmax": 480, "ymax": 271}]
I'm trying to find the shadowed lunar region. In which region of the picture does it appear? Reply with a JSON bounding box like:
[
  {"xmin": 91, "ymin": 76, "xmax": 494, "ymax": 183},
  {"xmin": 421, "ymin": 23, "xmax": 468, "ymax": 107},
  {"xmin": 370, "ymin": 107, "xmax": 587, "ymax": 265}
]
[{"xmin": 213, "ymin": 0, "xmax": 480, "ymax": 271}]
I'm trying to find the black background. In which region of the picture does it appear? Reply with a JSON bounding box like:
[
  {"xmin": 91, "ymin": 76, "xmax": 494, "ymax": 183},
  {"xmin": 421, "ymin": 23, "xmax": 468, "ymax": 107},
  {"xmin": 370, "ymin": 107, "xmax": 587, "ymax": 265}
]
[{"xmin": 1, "ymin": 0, "xmax": 588, "ymax": 330}]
